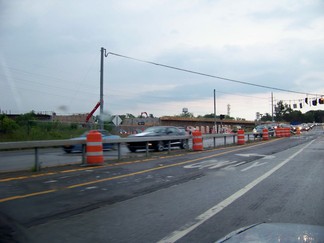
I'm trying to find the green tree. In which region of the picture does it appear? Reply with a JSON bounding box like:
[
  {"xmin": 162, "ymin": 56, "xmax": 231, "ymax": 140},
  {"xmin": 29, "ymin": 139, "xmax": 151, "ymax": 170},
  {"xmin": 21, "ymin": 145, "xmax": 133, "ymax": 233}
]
[
  {"xmin": 284, "ymin": 110, "xmax": 303, "ymax": 123},
  {"xmin": 15, "ymin": 111, "xmax": 36, "ymax": 126},
  {"xmin": 260, "ymin": 113, "xmax": 273, "ymax": 121},
  {"xmin": 202, "ymin": 113, "xmax": 215, "ymax": 118},
  {"xmin": 0, "ymin": 115, "xmax": 19, "ymax": 134},
  {"xmin": 126, "ymin": 113, "xmax": 135, "ymax": 118},
  {"xmin": 274, "ymin": 101, "xmax": 293, "ymax": 121},
  {"xmin": 176, "ymin": 112, "xmax": 194, "ymax": 118},
  {"xmin": 312, "ymin": 110, "xmax": 324, "ymax": 123}
]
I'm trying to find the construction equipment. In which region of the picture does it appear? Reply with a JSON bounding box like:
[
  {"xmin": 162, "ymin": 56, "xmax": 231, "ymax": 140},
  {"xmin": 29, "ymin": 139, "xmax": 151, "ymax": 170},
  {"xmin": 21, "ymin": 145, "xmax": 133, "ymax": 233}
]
[{"xmin": 86, "ymin": 101, "xmax": 101, "ymax": 123}]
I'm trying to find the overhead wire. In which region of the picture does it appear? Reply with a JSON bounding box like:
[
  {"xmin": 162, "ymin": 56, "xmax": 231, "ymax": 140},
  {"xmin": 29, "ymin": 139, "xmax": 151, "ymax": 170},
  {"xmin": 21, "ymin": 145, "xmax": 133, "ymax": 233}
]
[{"xmin": 107, "ymin": 52, "xmax": 324, "ymax": 97}]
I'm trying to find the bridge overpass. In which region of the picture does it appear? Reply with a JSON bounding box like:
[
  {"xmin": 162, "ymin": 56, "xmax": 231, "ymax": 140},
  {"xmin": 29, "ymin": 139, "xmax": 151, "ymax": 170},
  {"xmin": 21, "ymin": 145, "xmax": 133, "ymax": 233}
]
[{"xmin": 120, "ymin": 116, "xmax": 256, "ymax": 134}]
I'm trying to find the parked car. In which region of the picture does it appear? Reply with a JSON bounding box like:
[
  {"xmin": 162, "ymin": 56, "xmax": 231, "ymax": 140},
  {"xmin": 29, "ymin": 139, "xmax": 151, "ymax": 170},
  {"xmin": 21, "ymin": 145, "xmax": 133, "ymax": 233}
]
[
  {"xmin": 63, "ymin": 130, "xmax": 120, "ymax": 153},
  {"xmin": 252, "ymin": 125, "xmax": 275, "ymax": 138},
  {"xmin": 127, "ymin": 126, "xmax": 188, "ymax": 152}
]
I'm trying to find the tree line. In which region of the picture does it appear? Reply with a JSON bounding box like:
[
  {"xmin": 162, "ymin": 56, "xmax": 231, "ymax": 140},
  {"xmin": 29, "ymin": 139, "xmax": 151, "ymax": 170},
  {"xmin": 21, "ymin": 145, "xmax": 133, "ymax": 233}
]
[{"xmin": 260, "ymin": 101, "xmax": 324, "ymax": 123}]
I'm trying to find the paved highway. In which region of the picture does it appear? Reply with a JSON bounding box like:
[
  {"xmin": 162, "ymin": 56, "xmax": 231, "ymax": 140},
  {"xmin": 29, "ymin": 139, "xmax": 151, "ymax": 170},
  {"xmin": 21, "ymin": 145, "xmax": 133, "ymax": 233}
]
[{"xmin": 0, "ymin": 126, "xmax": 323, "ymax": 242}]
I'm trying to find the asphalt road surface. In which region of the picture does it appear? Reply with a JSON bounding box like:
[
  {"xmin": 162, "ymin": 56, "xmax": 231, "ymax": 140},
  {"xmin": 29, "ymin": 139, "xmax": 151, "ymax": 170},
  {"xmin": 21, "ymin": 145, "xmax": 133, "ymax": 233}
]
[{"xmin": 0, "ymin": 126, "xmax": 323, "ymax": 242}]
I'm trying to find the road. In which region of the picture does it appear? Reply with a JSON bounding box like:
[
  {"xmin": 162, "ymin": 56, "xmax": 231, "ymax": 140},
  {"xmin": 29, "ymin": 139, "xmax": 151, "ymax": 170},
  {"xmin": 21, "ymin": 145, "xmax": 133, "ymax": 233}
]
[{"xmin": 0, "ymin": 127, "xmax": 323, "ymax": 242}]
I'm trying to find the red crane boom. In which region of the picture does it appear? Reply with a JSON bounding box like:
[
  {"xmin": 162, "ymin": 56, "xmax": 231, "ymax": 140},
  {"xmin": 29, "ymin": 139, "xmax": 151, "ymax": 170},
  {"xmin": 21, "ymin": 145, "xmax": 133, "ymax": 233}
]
[{"xmin": 86, "ymin": 101, "xmax": 101, "ymax": 123}]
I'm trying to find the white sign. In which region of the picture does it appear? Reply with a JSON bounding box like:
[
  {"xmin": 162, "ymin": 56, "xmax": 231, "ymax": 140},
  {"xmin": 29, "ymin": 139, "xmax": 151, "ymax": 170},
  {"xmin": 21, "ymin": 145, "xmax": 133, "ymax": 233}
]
[{"xmin": 112, "ymin": 116, "xmax": 122, "ymax": 126}]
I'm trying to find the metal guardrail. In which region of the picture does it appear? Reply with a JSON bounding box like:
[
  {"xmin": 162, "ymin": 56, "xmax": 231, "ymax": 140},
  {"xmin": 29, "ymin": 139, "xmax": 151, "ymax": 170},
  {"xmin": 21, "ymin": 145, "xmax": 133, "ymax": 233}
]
[{"xmin": 0, "ymin": 132, "xmax": 256, "ymax": 171}]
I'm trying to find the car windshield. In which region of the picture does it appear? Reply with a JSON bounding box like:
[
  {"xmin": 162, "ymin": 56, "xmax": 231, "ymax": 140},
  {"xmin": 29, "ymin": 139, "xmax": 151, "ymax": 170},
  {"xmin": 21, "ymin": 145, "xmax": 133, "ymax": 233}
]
[
  {"xmin": 144, "ymin": 127, "xmax": 166, "ymax": 133},
  {"xmin": 1, "ymin": 2, "xmax": 324, "ymax": 242}
]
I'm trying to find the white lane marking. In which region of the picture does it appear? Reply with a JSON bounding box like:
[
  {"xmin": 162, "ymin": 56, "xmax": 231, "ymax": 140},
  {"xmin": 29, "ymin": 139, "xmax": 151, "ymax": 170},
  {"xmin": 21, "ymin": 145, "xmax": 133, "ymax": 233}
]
[
  {"xmin": 184, "ymin": 160, "xmax": 239, "ymax": 170},
  {"xmin": 235, "ymin": 153, "xmax": 275, "ymax": 159},
  {"xmin": 44, "ymin": 180, "xmax": 57, "ymax": 184},
  {"xmin": 224, "ymin": 161, "xmax": 246, "ymax": 170},
  {"xmin": 157, "ymin": 139, "xmax": 315, "ymax": 243},
  {"xmin": 184, "ymin": 159, "xmax": 218, "ymax": 169},
  {"xmin": 234, "ymin": 161, "xmax": 247, "ymax": 167},
  {"xmin": 208, "ymin": 161, "xmax": 230, "ymax": 169},
  {"xmin": 241, "ymin": 161, "xmax": 268, "ymax": 172},
  {"xmin": 84, "ymin": 186, "xmax": 98, "ymax": 190}
]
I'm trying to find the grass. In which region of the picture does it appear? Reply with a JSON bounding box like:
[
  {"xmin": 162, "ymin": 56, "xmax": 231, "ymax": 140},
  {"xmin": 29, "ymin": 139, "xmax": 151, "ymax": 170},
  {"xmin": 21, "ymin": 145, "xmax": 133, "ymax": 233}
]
[{"xmin": 0, "ymin": 123, "xmax": 88, "ymax": 142}]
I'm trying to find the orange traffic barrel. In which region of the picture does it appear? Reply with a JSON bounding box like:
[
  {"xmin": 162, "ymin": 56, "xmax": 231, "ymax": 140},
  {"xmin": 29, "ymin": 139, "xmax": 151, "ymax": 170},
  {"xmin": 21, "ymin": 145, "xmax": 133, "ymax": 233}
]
[
  {"xmin": 262, "ymin": 128, "xmax": 269, "ymax": 141},
  {"xmin": 192, "ymin": 130, "xmax": 203, "ymax": 151},
  {"xmin": 86, "ymin": 130, "xmax": 104, "ymax": 165},
  {"xmin": 275, "ymin": 128, "xmax": 282, "ymax": 138},
  {"xmin": 237, "ymin": 129, "xmax": 245, "ymax": 145},
  {"xmin": 282, "ymin": 127, "xmax": 288, "ymax": 137},
  {"xmin": 287, "ymin": 127, "xmax": 291, "ymax": 137}
]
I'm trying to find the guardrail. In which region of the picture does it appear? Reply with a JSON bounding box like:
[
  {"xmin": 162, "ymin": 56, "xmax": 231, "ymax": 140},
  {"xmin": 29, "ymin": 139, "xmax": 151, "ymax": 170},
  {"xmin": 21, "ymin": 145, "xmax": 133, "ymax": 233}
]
[{"xmin": 0, "ymin": 132, "xmax": 256, "ymax": 171}]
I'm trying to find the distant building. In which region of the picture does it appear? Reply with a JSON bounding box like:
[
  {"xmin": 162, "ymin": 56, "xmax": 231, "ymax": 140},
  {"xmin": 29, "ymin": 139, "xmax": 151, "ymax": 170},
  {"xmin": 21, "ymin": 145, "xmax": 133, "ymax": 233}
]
[{"xmin": 52, "ymin": 113, "xmax": 93, "ymax": 124}]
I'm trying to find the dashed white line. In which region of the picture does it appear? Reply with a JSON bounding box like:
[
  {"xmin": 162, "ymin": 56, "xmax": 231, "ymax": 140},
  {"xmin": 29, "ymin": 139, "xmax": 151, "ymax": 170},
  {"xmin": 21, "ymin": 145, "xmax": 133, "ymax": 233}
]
[{"xmin": 157, "ymin": 139, "xmax": 315, "ymax": 243}]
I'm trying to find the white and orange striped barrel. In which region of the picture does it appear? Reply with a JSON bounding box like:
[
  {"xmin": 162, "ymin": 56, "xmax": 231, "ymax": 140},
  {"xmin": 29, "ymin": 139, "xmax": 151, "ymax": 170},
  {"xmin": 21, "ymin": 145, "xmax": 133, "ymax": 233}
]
[
  {"xmin": 237, "ymin": 129, "xmax": 245, "ymax": 145},
  {"xmin": 192, "ymin": 130, "xmax": 203, "ymax": 151},
  {"xmin": 86, "ymin": 130, "xmax": 104, "ymax": 165},
  {"xmin": 262, "ymin": 128, "xmax": 269, "ymax": 141}
]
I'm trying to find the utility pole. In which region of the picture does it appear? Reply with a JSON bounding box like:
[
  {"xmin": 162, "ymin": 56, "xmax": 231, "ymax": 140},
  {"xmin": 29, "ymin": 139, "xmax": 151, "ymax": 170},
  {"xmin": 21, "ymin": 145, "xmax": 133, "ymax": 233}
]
[
  {"xmin": 99, "ymin": 47, "xmax": 109, "ymax": 130},
  {"xmin": 214, "ymin": 89, "xmax": 217, "ymax": 133},
  {"xmin": 271, "ymin": 92, "xmax": 274, "ymax": 122}
]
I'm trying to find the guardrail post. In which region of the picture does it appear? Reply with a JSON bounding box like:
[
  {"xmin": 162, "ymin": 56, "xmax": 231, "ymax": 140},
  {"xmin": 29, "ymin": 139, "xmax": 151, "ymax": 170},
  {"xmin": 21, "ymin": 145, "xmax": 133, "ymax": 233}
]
[
  {"xmin": 82, "ymin": 144, "xmax": 86, "ymax": 165},
  {"xmin": 233, "ymin": 135, "xmax": 236, "ymax": 144},
  {"xmin": 117, "ymin": 143, "xmax": 121, "ymax": 161},
  {"xmin": 224, "ymin": 136, "xmax": 227, "ymax": 146},
  {"xmin": 34, "ymin": 147, "xmax": 40, "ymax": 171},
  {"xmin": 213, "ymin": 137, "xmax": 216, "ymax": 148},
  {"xmin": 168, "ymin": 140, "xmax": 171, "ymax": 154},
  {"xmin": 145, "ymin": 142, "xmax": 149, "ymax": 157}
]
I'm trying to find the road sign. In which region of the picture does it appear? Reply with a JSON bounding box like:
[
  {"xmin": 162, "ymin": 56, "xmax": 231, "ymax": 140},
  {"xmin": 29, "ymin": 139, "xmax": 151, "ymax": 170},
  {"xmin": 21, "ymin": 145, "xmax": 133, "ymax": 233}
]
[{"xmin": 112, "ymin": 116, "xmax": 122, "ymax": 126}]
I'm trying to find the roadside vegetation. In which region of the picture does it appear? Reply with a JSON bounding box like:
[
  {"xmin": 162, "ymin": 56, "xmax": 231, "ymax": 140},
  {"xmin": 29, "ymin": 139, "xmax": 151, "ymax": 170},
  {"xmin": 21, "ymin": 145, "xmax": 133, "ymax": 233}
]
[
  {"xmin": 1, "ymin": 101, "xmax": 323, "ymax": 142},
  {"xmin": 260, "ymin": 101, "xmax": 324, "ymax": 123},
  {"xmin": 0, "ymin": 112, "xmax": 88, "ymax": 142}
]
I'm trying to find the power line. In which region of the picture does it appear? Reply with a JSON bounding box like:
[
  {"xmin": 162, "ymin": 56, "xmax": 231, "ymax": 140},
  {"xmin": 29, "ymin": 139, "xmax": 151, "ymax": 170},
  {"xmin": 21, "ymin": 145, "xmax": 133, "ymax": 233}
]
[
  {"xmin": 108, "ymin": 52, "xmax": 324, "ymax": 97},
  {"xmin": 214, "ymin": 90, "xmax": 269, "ymax": 100}
]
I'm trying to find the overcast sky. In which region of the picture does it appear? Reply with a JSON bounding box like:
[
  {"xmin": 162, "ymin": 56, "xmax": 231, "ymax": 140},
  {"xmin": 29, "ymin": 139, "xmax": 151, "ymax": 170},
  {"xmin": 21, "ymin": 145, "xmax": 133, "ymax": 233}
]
[{"xmin": 1, "ymin": 0, "xmax": 324, "ymax": 120}]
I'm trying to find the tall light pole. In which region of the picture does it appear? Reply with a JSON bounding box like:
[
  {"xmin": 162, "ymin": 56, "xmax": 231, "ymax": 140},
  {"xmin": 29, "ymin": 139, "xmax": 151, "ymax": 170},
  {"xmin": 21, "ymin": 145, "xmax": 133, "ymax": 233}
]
[
  {"xmin": 271, "ymin": 92, "xmax": 274, "ymax": 122},
  {"xmin": 214, "ymin": 89, "xmax": 217, "ymax": 133},
  {"xmin": 100, "ymin": 47, "xmax": 109, "ymax": 130}
]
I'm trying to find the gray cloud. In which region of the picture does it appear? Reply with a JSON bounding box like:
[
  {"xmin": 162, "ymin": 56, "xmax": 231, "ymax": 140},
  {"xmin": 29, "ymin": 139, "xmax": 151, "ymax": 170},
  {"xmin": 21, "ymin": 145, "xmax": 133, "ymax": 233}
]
[{"xmin": 1, "ymin": 0, "xmax": 323, "ymax": 120}]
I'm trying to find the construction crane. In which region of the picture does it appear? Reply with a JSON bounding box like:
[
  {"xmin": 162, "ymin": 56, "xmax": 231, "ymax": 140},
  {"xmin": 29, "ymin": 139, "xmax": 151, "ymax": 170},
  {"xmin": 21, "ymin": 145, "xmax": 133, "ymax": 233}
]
[
  {"xmin": 86, "ymin": 101, "xmax": 101, "ymax": 123},
  {"xmin": 140, "ymin": 112, "xmax": 148, "ymax": 118}
]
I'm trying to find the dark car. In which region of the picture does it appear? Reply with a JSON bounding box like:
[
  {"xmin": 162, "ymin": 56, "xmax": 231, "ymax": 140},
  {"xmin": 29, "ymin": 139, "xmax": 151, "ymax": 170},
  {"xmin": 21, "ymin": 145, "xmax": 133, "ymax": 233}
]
[
  {"xmin": 63, "ymin": 130, "xmax": 120, "ymax": 153},
  {"xmin": 252, "ymin": 125, "xmax": 275, "ymax": 138},
  {"xmin": 127, "ymin": 126, "xmax": 188, "ymax": 152}
]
